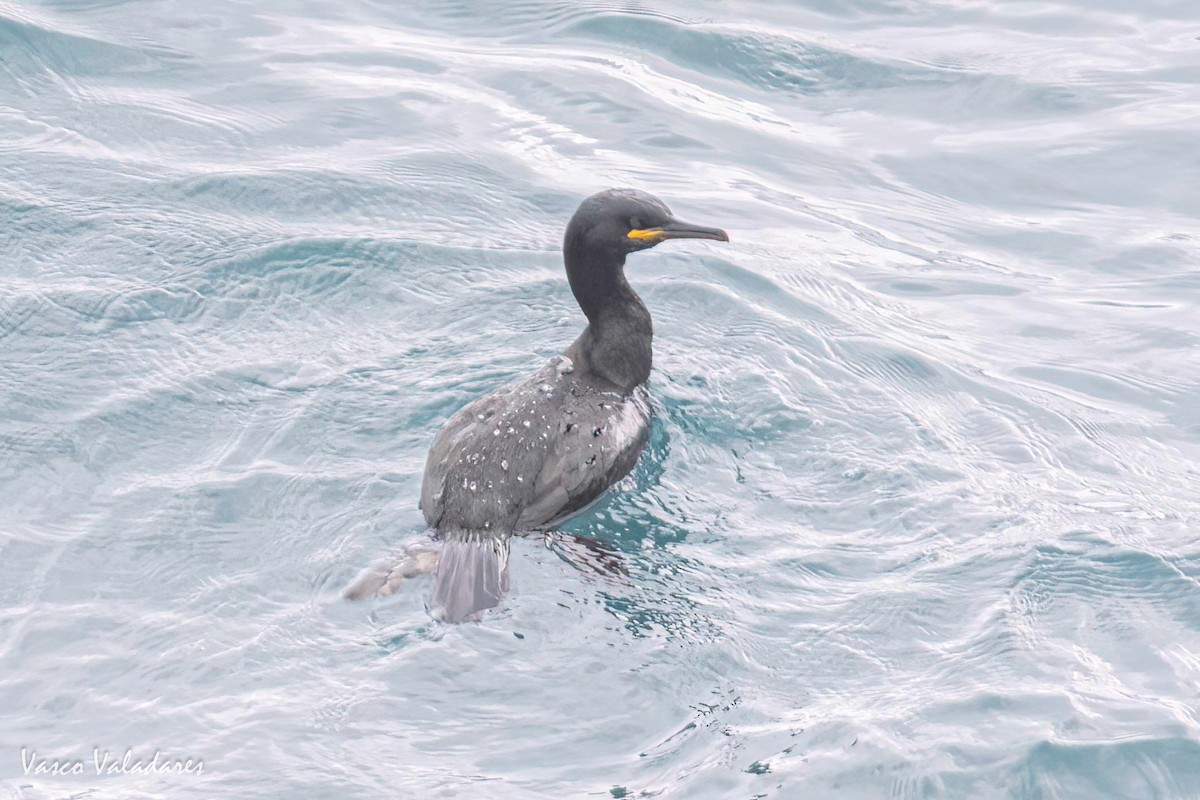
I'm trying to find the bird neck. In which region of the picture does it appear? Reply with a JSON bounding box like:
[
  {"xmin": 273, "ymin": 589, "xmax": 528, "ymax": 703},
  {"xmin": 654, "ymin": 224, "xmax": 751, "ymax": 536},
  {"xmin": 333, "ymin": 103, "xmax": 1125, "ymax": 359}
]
[{"xmin": 564, "ymin": 240, "xmax": 653, "ymax": 392}]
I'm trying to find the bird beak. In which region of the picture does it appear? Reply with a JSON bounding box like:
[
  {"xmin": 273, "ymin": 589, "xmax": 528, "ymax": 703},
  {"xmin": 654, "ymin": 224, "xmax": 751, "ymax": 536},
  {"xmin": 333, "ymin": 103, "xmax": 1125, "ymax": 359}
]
[{"xmin": 628, "ymin": 219, "xmax": 730, "ymax": 243}]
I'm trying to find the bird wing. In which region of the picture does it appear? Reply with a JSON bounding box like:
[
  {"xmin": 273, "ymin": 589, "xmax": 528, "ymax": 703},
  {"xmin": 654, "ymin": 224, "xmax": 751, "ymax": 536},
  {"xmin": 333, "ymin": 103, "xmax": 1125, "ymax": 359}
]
[
  {"xmin": 419, "ymin": 383, "xmax": 523, "ymax": 528},
  {"xmin": 518, "ymin": 386, "xmax": 651, "ymax": 530}
]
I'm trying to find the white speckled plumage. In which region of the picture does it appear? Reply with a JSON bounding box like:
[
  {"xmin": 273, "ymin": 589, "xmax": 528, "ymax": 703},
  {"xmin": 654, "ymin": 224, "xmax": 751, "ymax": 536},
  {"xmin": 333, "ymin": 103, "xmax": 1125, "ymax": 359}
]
[{"xmin": 420, "ymin": 357, "xmax": 652, "ymax": 535}]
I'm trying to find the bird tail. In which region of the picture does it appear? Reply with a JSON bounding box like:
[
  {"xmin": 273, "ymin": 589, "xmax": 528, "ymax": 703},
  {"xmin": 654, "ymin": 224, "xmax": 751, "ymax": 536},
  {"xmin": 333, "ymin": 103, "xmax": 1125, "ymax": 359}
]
[{"xmin": 430, "ymin": 530, "xmax": 511, "ymax": 623}]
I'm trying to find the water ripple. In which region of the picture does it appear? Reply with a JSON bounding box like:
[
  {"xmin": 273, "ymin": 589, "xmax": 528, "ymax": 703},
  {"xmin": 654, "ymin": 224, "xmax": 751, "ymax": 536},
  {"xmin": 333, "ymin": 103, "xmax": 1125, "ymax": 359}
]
[{"xmin": 2, "ymin": 0, "xmax": 1199, "ymax": 797}]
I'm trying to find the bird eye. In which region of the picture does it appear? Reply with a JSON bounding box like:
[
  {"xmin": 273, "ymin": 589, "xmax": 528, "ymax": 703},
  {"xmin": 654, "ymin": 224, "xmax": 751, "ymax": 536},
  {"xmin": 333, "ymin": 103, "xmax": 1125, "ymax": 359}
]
[{"xmin": 629, "ymin": 216, "xmax": 642, "ymax": 230}]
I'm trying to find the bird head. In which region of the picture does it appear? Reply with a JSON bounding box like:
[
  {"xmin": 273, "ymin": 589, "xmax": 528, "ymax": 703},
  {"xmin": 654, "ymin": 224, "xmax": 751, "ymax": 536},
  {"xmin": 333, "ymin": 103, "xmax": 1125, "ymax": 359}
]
[{"xmin": 565, "ymin": 188, "xmax": 729, "ymax": 258}]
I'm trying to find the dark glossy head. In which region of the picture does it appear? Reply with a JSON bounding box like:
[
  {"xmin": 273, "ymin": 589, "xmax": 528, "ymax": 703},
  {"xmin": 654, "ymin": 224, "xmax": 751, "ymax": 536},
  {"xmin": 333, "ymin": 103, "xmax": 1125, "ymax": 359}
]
[{"xmin": 564, "ymin": 188, "xmax": 729, "ymax": 259}]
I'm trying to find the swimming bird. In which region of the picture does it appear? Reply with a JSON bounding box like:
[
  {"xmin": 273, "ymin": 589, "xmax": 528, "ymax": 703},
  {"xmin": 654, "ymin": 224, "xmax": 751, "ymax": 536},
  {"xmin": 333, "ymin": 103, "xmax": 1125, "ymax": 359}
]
[{"xmin": 347, "ymin": 189, "xmax": 728, "ymax": 621}]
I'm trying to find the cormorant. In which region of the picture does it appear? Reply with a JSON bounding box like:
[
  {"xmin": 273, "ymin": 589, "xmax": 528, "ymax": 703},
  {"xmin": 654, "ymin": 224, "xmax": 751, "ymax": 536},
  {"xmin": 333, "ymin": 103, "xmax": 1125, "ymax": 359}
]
[{"xmin": 346, "ymin": 189, "xmax": 728, "ymax": 621}]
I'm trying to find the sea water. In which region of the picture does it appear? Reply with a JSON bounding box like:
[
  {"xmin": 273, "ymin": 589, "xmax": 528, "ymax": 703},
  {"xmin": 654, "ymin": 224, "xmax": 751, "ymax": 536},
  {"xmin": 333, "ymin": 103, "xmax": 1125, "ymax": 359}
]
[{"xmin": 2, "ymin": 0, "xmax": 1199, "ymax": 797}]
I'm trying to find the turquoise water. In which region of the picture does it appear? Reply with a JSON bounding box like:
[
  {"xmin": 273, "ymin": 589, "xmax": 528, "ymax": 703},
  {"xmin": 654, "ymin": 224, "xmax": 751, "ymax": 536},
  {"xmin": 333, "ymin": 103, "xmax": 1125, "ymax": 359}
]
[{"xmin": 2, "ymin": 0, "xmax": 1199, "ymax": 797}]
